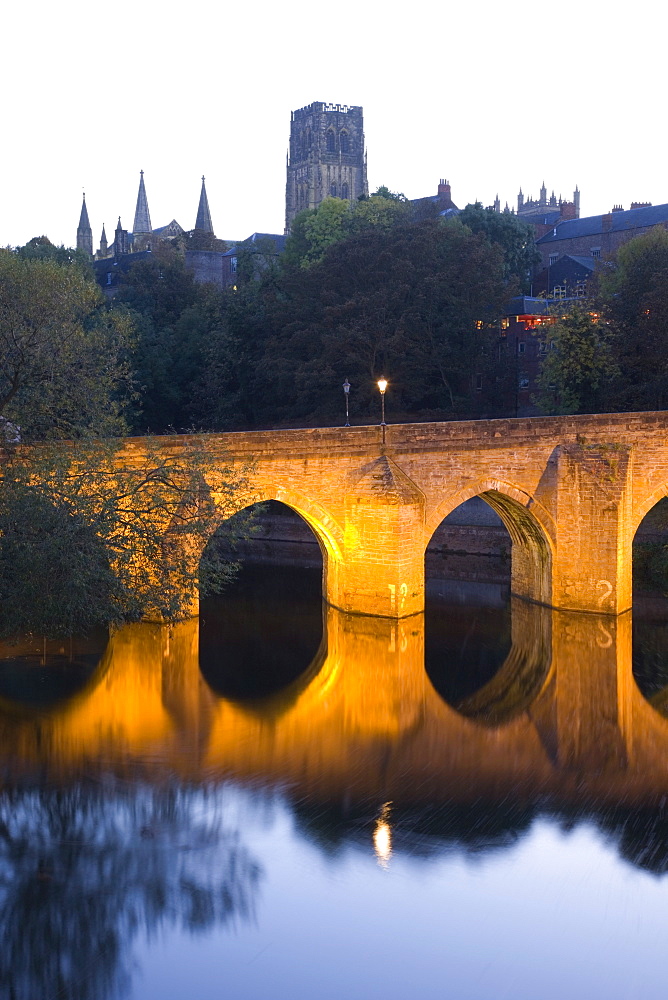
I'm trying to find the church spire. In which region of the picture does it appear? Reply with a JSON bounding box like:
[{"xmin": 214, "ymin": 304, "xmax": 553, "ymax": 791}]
[
  {"xmin": 133, "ymin": 170, "xmax": 152, "ymax": 235},
  {"xmin": 194, "ymin": 176, "xmax": 214, "ymax": 233},
  {"xmin": 76, "ymin": 193, "xmax": 93, "ymax": 257}
]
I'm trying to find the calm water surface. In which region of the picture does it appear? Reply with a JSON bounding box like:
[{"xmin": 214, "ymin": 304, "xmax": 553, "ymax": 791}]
[{"xmin": 2, "ymin": 566, "xmax": 668, "ymax": 999}]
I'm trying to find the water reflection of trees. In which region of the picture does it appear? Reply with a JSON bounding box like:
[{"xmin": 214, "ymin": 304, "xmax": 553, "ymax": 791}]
[
  {"xmin": 595, "ymin": 808, "xmax": 668, "ymax": 875},
  {"xmin": 0, "ymin": 783, "xmax": 261, "ymax": 1000},
  {"xmin": 291, "ymin": 798, "xmax": 537, "ymax": 860}
]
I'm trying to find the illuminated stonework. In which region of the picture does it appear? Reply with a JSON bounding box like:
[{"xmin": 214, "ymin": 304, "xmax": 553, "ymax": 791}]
[{"xmin": 111, "ymin": 411, "xmax": 668, "ymax": 620}]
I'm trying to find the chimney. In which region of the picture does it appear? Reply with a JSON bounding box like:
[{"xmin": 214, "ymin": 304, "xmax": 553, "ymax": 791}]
[
  {"xmin": 602, "ymin": 213, "xmax": 613, "ymax": 231},
  {"xmin": 438, "ymin": 178, "xmax": 451, "ymax": 200},
  {"xmin": 611, "ymin": 204, "xmax": 624, "ymax": 213},
  {"xmin": 560, "ymin": 201, "xmax": 577, "ymax": 220},
  {"xmin": 631, "ymin": 201, "xmax": 652, "ymax": 210}
]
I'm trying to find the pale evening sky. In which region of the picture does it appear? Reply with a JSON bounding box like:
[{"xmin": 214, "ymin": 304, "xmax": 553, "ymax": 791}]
[{"xmin": 2, "ymin": 0, "xmax": 665, "ymax": 250}]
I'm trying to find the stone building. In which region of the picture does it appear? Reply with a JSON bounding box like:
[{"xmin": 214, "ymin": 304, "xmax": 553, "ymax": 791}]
[
  {"xmin": 285, "ymin": 102, "xmax": 368, "ymax": 232},
  {"xmin": 535, "ymin": 202, "xmax": 668, "ymax": 269}
]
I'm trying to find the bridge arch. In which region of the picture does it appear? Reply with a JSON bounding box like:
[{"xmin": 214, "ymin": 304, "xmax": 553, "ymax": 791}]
[
  {"xmin": 425, "ymin": 480, "xmax": 554, "ymax": 607},
  {"xmin": 631, "ymin": 484, "xmax": 668, "ymax": 539},
  {"xmin": 204, "ymin": 485, "xmax": 345, "ymax": 609}
]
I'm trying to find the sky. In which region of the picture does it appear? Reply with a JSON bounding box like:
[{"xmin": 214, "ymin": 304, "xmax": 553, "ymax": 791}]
[{"xmin": 3, "ymin": 0, "xmax": 666, "ymax": 250}]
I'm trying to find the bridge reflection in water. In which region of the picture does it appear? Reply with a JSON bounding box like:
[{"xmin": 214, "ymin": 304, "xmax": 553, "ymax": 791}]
[{"xmin": 2, "ymin": 597, "xmax": 668, "ymax": 814}]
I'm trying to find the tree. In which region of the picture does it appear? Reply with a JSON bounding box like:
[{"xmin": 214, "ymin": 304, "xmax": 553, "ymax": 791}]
[
  {"xmin": 283, "ymin": 198, "xmax": 352, "ymax": 268},
  {"xmin": 0, "ymin": 250, "xmax": 134, "ymax": 441},
  {"xmin": 0, "ymin": 440, "xmax": 253, "ymax": 636},
  {"xmin": 15, "ymin": 235, "xmax": 94, "ymax": 274},
  {"xmin": 283, "ymin": 195, "xmax": 412, "ymax": 269},
  {"xmin": 255, "ymin": 217, "xmax": 507, "ymax": 425},
  {"xmin": 458, "ymin": 203, "xmax": 539, "ymax": 292},
  {"xmin": 370, "ymin": 185, "xmax": 408, "ymax": 202},
  {"xmin": 597, "ymin": 227, "xmax": 668, "ymax": 410},
  {"xmin": 0, "ymin": 250, "xmax": 252, "ymax": 636},
  {"xmin": 533, "ymin": 303, "xmax": 619, "ymax": 414}
]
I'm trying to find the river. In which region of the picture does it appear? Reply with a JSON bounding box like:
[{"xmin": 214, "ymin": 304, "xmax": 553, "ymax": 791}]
[{"xmin": 1, "ymin": 560, "xmax": 668, "ymax": 999}]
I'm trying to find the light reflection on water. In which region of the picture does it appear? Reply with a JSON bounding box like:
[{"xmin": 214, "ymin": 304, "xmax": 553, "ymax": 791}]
[{"xmin": 1, "ymin": 567, "xmax": 668, "ymax": 997}]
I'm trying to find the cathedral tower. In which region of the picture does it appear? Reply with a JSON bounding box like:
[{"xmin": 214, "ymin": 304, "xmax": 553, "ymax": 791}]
[
  {"xmin": 76, "ymin": 193, "xmax": 93, "ymax": 257},
  {"xmin": 285, "ymin": 102, "xmax": 368, "ymax": 232}
]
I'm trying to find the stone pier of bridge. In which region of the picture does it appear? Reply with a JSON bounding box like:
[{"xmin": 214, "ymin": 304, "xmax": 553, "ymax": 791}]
[{"xmin": 122, "ymin": 411, "xmax": 668, "ymax": 619}]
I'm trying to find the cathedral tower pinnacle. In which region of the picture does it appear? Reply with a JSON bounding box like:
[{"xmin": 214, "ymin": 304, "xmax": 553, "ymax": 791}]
[
  {"xmin": 133, "ymin": 170, "xmax": 152, "ymax": 236},
  {"xmin": 194, "ymin": 176, "xmax": 214, "ymax": 233},
  {"xmin": 76, "ymin": 193, "xmax": 93, "ymax": 257}
]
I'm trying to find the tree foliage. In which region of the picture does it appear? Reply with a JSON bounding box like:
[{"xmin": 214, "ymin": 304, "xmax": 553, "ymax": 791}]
[
  {"xmin": 198, "ymin": 217, "xmax": 507, "ymax": 427},
  {"xmin": 283, "ymin": 194, "xmax": 412, "ymax": 269},
  {"xmin": 597, "ymin": 226, "xmax": 668, "ymax": 410},
  {"xmin": 534, "ymin": 304, "xmax": 619, "ymax": 414},
  {"xmin": 0, "ymin": 440, "xmax": 252, "ymax": 636},
  {"xmin": 0, "ymin": 250, "xmax": 134, "ymax": 441},
  {"xmin": 458, "ymin": 203, "xmax": 539, "ymax": 292}
]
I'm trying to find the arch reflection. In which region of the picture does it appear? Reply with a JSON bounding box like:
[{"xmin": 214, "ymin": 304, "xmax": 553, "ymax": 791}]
[
  {"xmin": 0, "ymin": 632, "xmax": 108, "ymax": 713},
  {"xmin": 425, "ymin": 596, "xmax": 552, "ymax": 726},
  {"xmin": 199, "ymin": 564, "xmax": 324, "ymax": 704}
]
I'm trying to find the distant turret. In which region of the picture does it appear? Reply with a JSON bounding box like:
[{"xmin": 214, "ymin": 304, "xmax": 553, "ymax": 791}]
[
  {"xmin": 194, "ymin": 176, "xmax": 214, "ymax": 233},
  {"xmin": 114, "ymin": 217, "xmax": 129, "ymax": 256},
  {"xmin": 76, "ymin": 193, "xmax": 93, "ymax": 257},
  {"xmin": 574, "ymin": 185, "xmax": 580, "ymax": 217},
  {"xmin": 98, "ymin": 224, "xmax": 108, "ymax": 258}
]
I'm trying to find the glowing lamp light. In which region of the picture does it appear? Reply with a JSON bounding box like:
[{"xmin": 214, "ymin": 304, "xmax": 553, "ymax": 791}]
[{"xmin": 377, "ymin": 378, "xmax": 388, "ymax": 394}]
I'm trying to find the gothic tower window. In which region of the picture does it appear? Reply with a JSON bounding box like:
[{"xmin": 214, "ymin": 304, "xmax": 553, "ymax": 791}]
[
  {"xmin": 340, "ymin": 131, "xmax": 349, "ymax": 154},
  {"xmin": 326, "ymin": 130, "xmax": 336, "ymax": 152},
  {"xmin": 341, "ymin": 182, "xmax": 349, "ymax": 199},
  {"xmin": 330, "ymin": 184, "xmax": 337, "ymax": 197}
]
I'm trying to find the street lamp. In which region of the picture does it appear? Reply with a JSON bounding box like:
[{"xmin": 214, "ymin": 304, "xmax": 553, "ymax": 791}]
[
  {"xmin": 377, "ymin": 377, "xmax": 388, "ymax": 442},
  {"xmin": 342, "ymin": 379, "xmax": 350, "ymax": 426}
]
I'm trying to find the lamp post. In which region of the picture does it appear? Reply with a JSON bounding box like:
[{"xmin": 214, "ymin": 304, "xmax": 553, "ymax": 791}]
[
  {"xmin": 343, "ymin": 379, "xmax": 350, "ymax": 426},
  {"xmin": 377, "ymin": 377, "xmax": 388, "ymax": 443}
]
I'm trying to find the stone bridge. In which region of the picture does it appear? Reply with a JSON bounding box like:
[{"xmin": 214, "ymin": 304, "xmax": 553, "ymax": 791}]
[{"xmin": 122, "ymin": 410, "xmax": 668, "ymax": 618}]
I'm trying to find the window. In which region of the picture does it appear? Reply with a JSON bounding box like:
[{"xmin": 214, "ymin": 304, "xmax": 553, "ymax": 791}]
[
  {"xmin": 592, "ymin": 247, "xmax": 601, "ymax": 259},
  {"xmin": 549, "ymin": 253, "xmax": 558, "ymax": 265},
  {"xmin": 326, "ymin": 130, "xmax": 336, "ymax": 152},
  {"xmin": 475, "ymin": 374, "xmax": 483, "ymax": 391},
  {"xmin": 519, "ymin": 377, "xmax": 530, "ymax": 390},
  {"xmin": 230, "ymin": 256, "xmax": 237, "ymax": 273},
  {"xmin": 341, "ymin": 182, "xmax": 349, "ymax": 199},
  {"xmin": 575, "ymin": 281, "xmax": 587, "ymax": 298},
  {"xmin": 518, "ymin": 342, "xmax": 526, "ymax": 355},
  {"xmin": 330, "ymin": 183, "xmax": 337, "ymax": 197},
  {"xmin": 340, "ymin": 131, "xmax": 349, "ymax": 153},
  {"xmin": 539, "ymin": 341, "xmax": 548, "ymax": 354},
  {"xmin": 552, "ymin": 285, "xmax": 566, "ymax": 299},
  {"xmin": 106, "ymin": 272, "xmax": 112, "ymax": 285}
]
